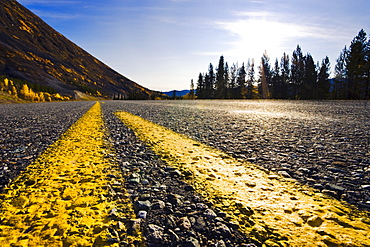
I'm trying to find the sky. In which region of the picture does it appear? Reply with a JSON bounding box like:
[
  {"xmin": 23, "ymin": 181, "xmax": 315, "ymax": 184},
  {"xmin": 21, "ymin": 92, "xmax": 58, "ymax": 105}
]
[{"xmin": 17, "ymin": 0, "xmax": 370, "ymax": 92}]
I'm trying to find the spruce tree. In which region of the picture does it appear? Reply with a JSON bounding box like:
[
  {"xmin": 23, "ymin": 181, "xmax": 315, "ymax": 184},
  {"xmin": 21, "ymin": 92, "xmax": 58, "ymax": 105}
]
[
  {"xmin": 302, "ymin": 53, "xmax": 316, "ymax": 99},
  {"xmin": 246, "ymin": 59, "xmax": 255, "ymax": 99},
  {"xmin": 334, "ymin": 46, "xmax": 348, "ymax": 99},
  {"xmin": 236, "ymin": 63, "xmax": 246, "ymax": 98},
  {"xmin": 347, "ymin": 29, "xmax": 367, "ymax": 99},
  {"xmin": 215, "ymin": 56, "xmax": 226, "ymax": 98},
  {"xmin": 291, "ymin": 45, "xmax": 305, "ymax": 99},
  {"xmin": 280, "ymin": 52, "xmax": 290, "ymax": 99},
  {"xmin": 316, "ymin": 56, "xmax": 331, "ymax": 99},
  {"xmin": 196, "ymin": 73, "xmax": 205, "ymax": 99}
]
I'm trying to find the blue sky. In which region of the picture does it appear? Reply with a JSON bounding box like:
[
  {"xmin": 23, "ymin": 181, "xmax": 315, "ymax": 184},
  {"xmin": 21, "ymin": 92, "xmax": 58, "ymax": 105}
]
[{"xmin": 18, "ymin": 0, "xmax": 370, "ymax": 91}]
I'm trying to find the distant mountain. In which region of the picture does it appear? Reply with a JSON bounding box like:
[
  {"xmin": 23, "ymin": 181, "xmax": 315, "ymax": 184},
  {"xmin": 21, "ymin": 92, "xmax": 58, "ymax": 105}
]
[
  {"xmin": 0, "ymin": 0, "xmax": 162, "ymax": 99},
  {"xmin": 162, "ymin": 90, "xmax": 191, "ymax": 97}
]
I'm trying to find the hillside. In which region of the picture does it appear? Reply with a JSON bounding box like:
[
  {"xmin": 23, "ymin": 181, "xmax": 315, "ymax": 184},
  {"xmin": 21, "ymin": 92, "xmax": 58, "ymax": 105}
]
[{"xmin": 0, "ymin": 0, "xmax": 162, "ymax": 99}]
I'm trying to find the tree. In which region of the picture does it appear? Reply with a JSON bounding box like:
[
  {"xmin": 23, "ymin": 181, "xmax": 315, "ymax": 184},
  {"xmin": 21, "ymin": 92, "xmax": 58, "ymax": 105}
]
[
  {"xmin": 316, "ymin": 56, "xmax": 331, "ymax": 99},
  {"xmin": 224, "ymin": 62, "xmax": 230, "ymax": 99},
  {"xmin": 280, "ymin": 52, "xmax": 290, "ymax": 99},
  {"xmin": 189, "ymin": 79, "xmax": 195, "ymax": 99},
  {"xmin": 236, "ymin": 63, "xmax": 246, "ymax": 98},
  {"xmin": 347, "ymin": 29, "xmax": 367, "ymax": 99},
  {"xmin": 259, "ymin": 51, "xmax": 271, "ymax": 99},
  {"xmin": 205, "ymin": 63, "xmax": 215, "ymax": 98},
  {"xmin": 229, "ymin": 63, "xmax": 239, "ymax": 98},
  {"xmin": 271, "ymin": 58, "xmax": 283, "ymax": 98},
  {"xmin": 291, "ymin": 45, "xmax": 305, "ymax": 98},
  {"xmin": 302, "ymin": 53, "xmax": 316, "ymax": 99},
  {"xmin": 215, "ymin": 56, "xmax": 226, "ymax": 98},
  {"xmin": 333, "ymin": 46, "xmax": 348, "ymax": 99},
  {"xmin": 246, "ymin": 59, "xmax": 255, "ymax": 99},
  {"xmin": 196, "ymin": 73, "xmax": 205, "ymax": 99}
]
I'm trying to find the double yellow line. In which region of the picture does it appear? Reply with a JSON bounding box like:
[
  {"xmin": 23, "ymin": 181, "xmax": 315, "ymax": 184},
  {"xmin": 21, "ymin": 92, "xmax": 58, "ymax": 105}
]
[
  {"xmin": 116, "ymin": 111, "xmax": 370, "ymax": 247},
  {"xmin": 0, "ymin": 103, "xmax": 141, "ymax": 247},
  {"xmin": 1, "ymin": 102, "xmax": 369, "ymax": 247}
]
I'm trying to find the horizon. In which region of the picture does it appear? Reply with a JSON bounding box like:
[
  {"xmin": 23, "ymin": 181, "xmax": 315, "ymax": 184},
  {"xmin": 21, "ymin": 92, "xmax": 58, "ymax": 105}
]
[{"xmin": 18, "ymin": 0, "xmax": 370, "ymax": 92}]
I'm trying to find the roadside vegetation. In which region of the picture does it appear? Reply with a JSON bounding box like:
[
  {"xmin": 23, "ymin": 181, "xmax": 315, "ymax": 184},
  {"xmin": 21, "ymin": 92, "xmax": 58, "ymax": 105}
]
[
  {"xmin": 0, "ymin": 76, "xmax": 71, "ymax": 103},
  {"xmin": 194, "ymin": 29, "xmax": 370, "ymax": 100}
]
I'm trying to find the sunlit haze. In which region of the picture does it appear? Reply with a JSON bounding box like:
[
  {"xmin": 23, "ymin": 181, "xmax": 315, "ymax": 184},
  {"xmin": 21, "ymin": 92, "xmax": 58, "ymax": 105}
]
[{"xmin": 18, "ymin": 0, "xmax": 370, "ymax": 91}]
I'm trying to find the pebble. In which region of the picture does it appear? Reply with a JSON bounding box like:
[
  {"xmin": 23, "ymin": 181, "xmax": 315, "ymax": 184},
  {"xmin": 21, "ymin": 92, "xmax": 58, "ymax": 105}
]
[{"xmin": 107, "ymin": 100, "xmax": 370, "ymax": 212}]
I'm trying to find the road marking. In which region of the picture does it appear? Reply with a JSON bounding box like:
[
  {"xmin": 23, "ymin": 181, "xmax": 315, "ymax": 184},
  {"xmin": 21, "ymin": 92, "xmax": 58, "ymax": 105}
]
[
  {"xmin": 0, "ymin": 103, "xmax": 141, "ymax": 246},
  {"xmin": 116, "ymin": 111, "xmax": 370, "ymax": 247}
]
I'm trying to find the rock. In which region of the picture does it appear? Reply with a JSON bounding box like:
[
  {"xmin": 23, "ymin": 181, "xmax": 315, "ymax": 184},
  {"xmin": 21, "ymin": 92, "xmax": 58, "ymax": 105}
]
[
  {"xmin": 196, "ymin": 203, "xmax": 208, "ymax": 210},
  {"xmin": 278, "ymin": 170, "xmax": 291, "ymax": 178},
  {"xmin": 138, "ymin": 210, "xmax": 147, "ymax": 219},
  {"xmin": 168, "ymin": 194, "xmax": 182, "ymax": 206},
  {"xmin": 141, "ymin": 179, "xmax": 149, "ymax": 185},
  {"xmin": 297, "ymin": 168, "xmax": 311, "ymax": 174},
  {"xmin": 204, "ymin": 208, "xmax": 217, "ymax": 219},
  {"xmin": 146, "ymin": 224, "xmax": 164, "ymax": 244},
  {"xmin": 152, "ymin": 200, "xmax": 166, "ymax": 209},
  {"xmin": 361, "ymin": 185, "xmax": 370, "ymax": 191},
  {"xmin": 215, "ymin": 240, "xmax": 227, "ymax": 247},
  {"xmin": 164, "ymin": 215, "xmax": 177, "ymax": 229},
  {"xmin": 170, "ymin": 170, "xmax": 182, "ymax": 177},
  {"xmin": 135, "ymin": 200, "xmax": 151, "ymax": 211},
  {"xmin": 307, "ymin": 215, "xmax": 323, "ymax": 227},
  {"xmin": 139, "ymin": 193, "xmax": 151, "ymax": 200},
  {"xmin": 325, "ymin": 184, "xmax": 345, "ymax": 193},
  {"xmin": 182, "ymin": 237, "xmax": 200, "ymax": 247},
  {"xmin": 235, "ymin": 202, "xmax": 254, "ymax": 216},
  {"xmin": 128, "ymin": 219, "xmax": 141, "ymax": 236},
  {"xmin": 167, "ymin": 229, "xmax": 180, "ymax": 242},
  {"xmin": 214, "ymin": 222, "xmax": 231, "ymax": 237},
  {"xmin": 194, "ymin": 216, "xmax": 206, "ymax": 232},
  {"xmin": 177, "ymin": 217, "xmax": 191, "ymax": 230}
]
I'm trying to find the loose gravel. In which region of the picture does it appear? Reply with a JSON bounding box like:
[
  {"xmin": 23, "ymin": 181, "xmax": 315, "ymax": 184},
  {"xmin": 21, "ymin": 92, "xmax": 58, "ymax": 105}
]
[
  {"xmin": 1, "ymin": 100, "xmax": 369, "ymax": 246},
  {"xmin": 102, "ymin": 100, "xmax": 370, "ymax": 212},
  {"xmin": 0, "ymin": 101, "xmax": 94, "ymax": 192}
]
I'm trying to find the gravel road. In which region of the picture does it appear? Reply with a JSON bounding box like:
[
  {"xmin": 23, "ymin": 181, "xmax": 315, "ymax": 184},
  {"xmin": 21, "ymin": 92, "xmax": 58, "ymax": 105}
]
[
  {"xmin": 102, "ymin": 100, "xmax": 370, "ymax": 212},
  {"xmin": 1, "ymin": 100, "xmax": 369, "ymax": 246},
  {"xmin": 0, "ymin": 101, "xmax": 94, "ymax": 192}
]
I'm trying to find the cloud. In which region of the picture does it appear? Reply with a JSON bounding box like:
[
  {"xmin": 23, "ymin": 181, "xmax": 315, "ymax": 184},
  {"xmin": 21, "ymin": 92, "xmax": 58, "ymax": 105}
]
[{"xmin": 211, "ymin": 11, "xmax": 349, "ymax": 62}]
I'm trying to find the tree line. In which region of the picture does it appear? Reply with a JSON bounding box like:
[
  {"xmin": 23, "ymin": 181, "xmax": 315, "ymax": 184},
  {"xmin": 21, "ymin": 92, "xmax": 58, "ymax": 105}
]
[
  {"xmin": 195, "ymin": 29, "xmax": 370, "ymax": 100},
  {"xmin": 0, "ymin": 76, "xmax": 70, "ymax": 102}
]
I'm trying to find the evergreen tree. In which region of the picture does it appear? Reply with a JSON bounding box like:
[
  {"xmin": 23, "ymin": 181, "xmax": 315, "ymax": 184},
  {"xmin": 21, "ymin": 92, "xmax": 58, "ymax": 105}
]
[
  {"xmin": 291, "ymin": 45, "xmax": 305, "ymax": 98},
  {"xmin": 205, "ymin": 63, "xmax": 215, "ymax": 98},
  {"xmin": 246, "ymin": 59, "xmax": 255, "ymax": 99},
  {"xmin": 280, "ymin": 52, "xmax": 290, "ymax": 99},
  {"xmin": 334, "ymin": 46, "xmax": 348, "ymax": 99},
  {"xmin": 196, "ymin": 73, "xmax": 205, "ymax": 98},
  {"xmin": 236, "ymin": 63, "xmax": 246, "ymax": 98},
  {"xmin": 189, "ymin": 79, "xmax": 195, "ymax": 99},
  {"xmin": 259, "ymin": 51, "xmax": 271, "ymax": 99},
  {"xmin": 215, "ymin": 56, "xmax": 226, "ymax": 98},
  {"xmin": 204, "ymin": 73, "xmax": 211, "ymax": 98},
  {"xmin": 347, "ymin": 29, "xmax": 367, "ymax": 99},
  {"xmin": 302, "ymin": 53, "xmax": 316, "ymax": 99},
  {"xmin": 224, "ymin": 62, "xmax": 230, "ymax": 99},
  {"xmin": 271, "ymin": 58, "xmax": 283, "ymax": 98},
  {"xmin": 316, "ymin": 56, "xmax": 331, "ymax": 99},
  {"xmin": 229, "ymin": 63, "xmax": 238, "ymax": 98}
]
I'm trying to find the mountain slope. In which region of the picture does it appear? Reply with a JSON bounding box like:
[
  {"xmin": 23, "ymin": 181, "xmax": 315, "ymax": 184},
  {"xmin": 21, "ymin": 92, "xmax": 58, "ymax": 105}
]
[{"xmin": 0, "ymin": 0, "xmax": 160, "ymax": 99}]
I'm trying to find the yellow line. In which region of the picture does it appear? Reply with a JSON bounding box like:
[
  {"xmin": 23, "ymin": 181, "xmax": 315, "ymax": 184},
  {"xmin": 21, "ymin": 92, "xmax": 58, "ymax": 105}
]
[
  {"xmin": 0, "ymin": 103, "xmax": 141, "ymax": 247},
  {"xmin": 116, "ymin": 111, "xmax": 370, "ymax": 247}
]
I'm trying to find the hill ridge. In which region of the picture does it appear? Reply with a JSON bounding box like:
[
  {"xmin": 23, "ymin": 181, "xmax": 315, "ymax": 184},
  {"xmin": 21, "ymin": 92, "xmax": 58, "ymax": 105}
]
[{"xmin": 0, "ymin": 0, "xmax": 160, "ymax": 99}]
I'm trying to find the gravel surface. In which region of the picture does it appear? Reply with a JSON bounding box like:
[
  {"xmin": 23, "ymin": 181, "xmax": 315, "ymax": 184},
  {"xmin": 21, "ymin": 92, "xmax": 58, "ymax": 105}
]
[
  {"xmin": 103, "ymin": 105, "xmax": 258, "ymax": 246},
  {"xmin": 1, "ymin": 100, "xmax": 369, "ymax": 246},
  {"xmin": 103, "ymin": 100, "xmax": 370, "ymax": 212},
  {"xmin": 0, "ymin": 101, "xmax": 94, "ymax": 192}
]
